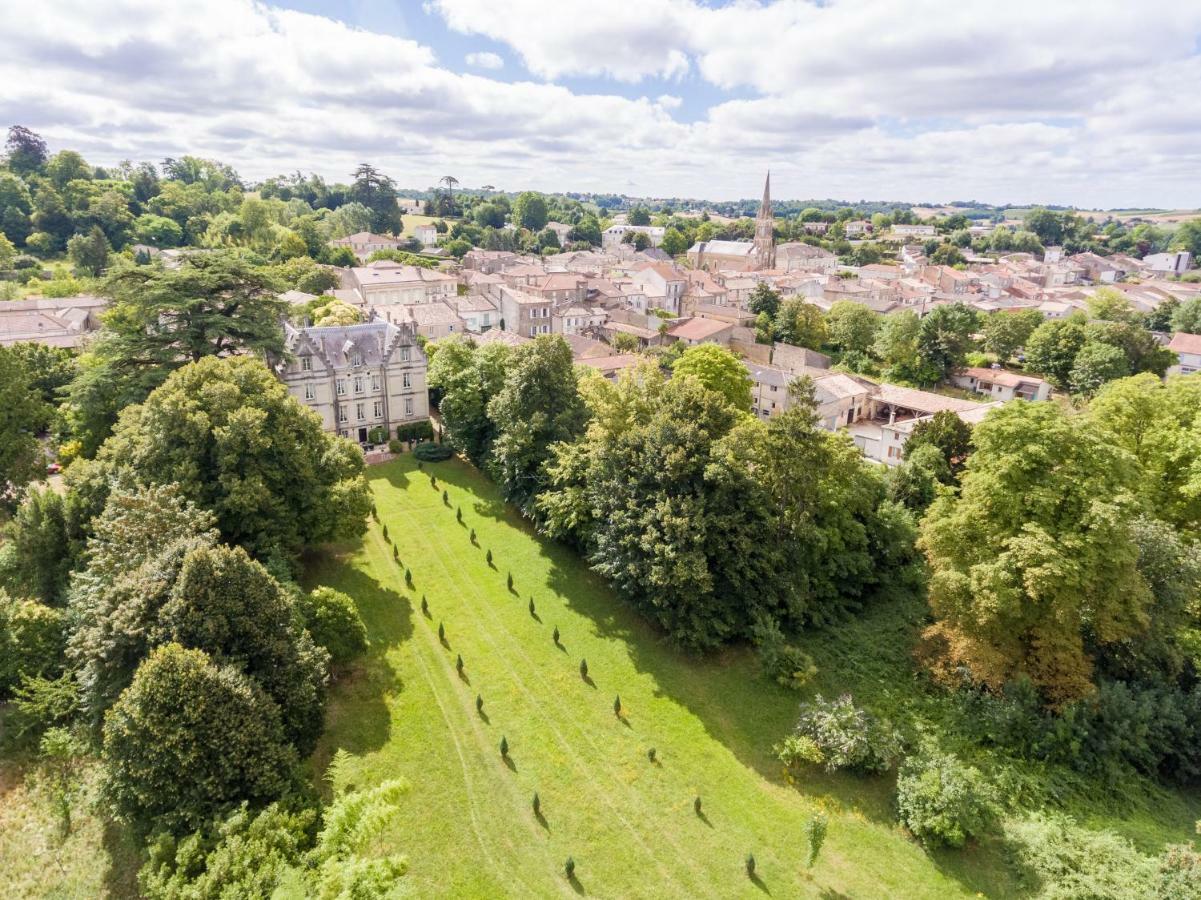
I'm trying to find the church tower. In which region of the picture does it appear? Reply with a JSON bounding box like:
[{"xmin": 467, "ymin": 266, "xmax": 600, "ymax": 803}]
[{"xmin": 753, "ymin": 171, "xmax": 775, "ymax": 270}]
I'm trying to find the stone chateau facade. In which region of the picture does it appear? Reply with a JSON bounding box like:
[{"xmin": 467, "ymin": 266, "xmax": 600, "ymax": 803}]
[{"xmin": 277, "ymin": 318, "xmax": 429, "ymax": 444}]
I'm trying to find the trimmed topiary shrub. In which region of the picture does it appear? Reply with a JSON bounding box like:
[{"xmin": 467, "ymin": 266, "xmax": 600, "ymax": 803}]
[
  {"xmin": 896, "ymin": 752, "xmax": 996, "ymax": 848},
  {"xmin": 776, "ymin": 694, "xmax": 901, "ymax": 774},
  {"xmin": 413, "ymin": 442, "xmax": 452, "ymax": 462},
  {"xmin": 500, "ymin": 736, "xmax": 509, "ymax": 757}
]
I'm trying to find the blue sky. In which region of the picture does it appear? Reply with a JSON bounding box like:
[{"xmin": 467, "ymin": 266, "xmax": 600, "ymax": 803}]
[{"xmin": 3, "ymin": 0, "xmax": 1201, "ymax": 208}]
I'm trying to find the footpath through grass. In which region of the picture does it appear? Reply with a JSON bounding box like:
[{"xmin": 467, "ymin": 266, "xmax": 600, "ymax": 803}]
[{"xmin": 308, "ymin": 455, "xmax": 1009, "ymax": 898}]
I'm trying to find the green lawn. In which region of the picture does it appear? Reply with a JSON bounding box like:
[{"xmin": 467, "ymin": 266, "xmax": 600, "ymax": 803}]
[{"xmin": 306, "ymin": 455, "xmax": 1017, "ymax": 898}]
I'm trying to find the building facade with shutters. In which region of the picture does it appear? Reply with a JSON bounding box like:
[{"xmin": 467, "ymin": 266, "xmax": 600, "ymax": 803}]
[{"xmin": 277, "ymin": 318, "xmax": 429, "ymax": 445}]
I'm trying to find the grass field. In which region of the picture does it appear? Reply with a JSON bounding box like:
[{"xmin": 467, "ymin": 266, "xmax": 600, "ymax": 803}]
[
  {"xmin": 306, "ymin": 454, "xmax": 1019, "ymax": 898},
  {"xmin": 399, "ymin": 213, "xmax": 443, "ymax": 238}
]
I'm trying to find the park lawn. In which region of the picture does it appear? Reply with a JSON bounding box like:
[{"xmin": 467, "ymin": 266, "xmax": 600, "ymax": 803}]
[{"xmin": 307, "ymin": 454, "xmax": 1016, "ymax": 899}]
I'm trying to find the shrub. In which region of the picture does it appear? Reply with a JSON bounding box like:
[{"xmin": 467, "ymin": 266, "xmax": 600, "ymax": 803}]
[
  {"xmin": 396, "ymin": 421, "xmax": 435, "ymax": 443},
  {"xmin": 486, "ymin": 549, "xmax": 493, "ymax": 565},
  {"xmin": 301, "ymin": 587, "xmax": 367, "ymax": 668},
  {"xmin": 1005, "ymin": 814, "xmax": 1161, "ymax": 899},
  {"xmin": 776, "ymin": 694, "xmax": 901, "ymax": 774},
  {"xmin": 0, "ymin": 592, "xmax": 65, "ymax": 700},
  {"xmin": 387, "ymin": 439, "xmax": 403, "ymax": 454},
  {"xmin": 413, "ymin": 441, "xmax": 452, "ymax": 462},
  {"xmin": 896, "ymin": 752, "xmax": 996, "ymax": 848},
  {"xmin": 804, "ymin": 813, "xmax": 828, "ymax": 868},
  {"xmin": 752, "ymin": 616, "xmax": 817, "ymax": 691},
  {"xmin": 367, "ymin": 426, "xmax": 388, "ymax": 444}
]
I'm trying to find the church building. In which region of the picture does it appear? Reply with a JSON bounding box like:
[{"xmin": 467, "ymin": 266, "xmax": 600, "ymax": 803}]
[{"xmin": 687, "ymin": 173, "xmax": 775, "ymax": 272}]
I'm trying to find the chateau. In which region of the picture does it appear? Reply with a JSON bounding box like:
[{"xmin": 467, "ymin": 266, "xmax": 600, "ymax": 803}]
[{"xmin": 276, "ymin": 318, "xmax": 429, "ymax": 444}]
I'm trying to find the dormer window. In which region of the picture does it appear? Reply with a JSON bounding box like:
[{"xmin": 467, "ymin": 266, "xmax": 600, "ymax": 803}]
[
  {"xmin": 300, "ymin": 355, "xmax": 312, "ymax": 372},
  {"xmin": 350, "ymin": 351, "xmax": 362, "ymax": 367}
]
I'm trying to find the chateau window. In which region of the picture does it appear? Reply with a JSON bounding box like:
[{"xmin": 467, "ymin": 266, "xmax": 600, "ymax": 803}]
[
  {"xmin": 304, "ymin": 384, "xmax": 315, "ymax": 400},
  {"xmin": 402, "ymin": 372, "xmax": 411, "ymax": 389},
  {"xmin": 356, "ymin": 403, "xmax": 365, "ymax": 420},
  {"xmin": 354, "ymin": 376, "xmax": 363, "ymax": 393},
  {"xmin": 373, "ymin": 401, "xmax": 383, "ymax": 418},
  {"xmin": 401, "ymin": 346, "xmax": 411, "ymax": 362},
  {"xmin": 335, "ymin": 379, "xmax": 345, "ymax": 396},
  {"xmin": 371, "ymin": 374, "xmax": 380, "ymax": 392},
  {"xmin": 300, "ymin": 355, "xmax": 312, "ymax": 371},
  {"xmin": 404, "ymin": 397, "xmax": 413, "ymax": 417},
  {"xmin": 351, "ymin": 351, "xmax": 362, "ymax": 367},
  {"xmin": 338, "ymin": 406, "xmax": 347, "ymax": 422}
]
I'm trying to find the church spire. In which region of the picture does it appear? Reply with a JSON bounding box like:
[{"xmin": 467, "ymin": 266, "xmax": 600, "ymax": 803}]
[{"xmin": 753, "ymin": 171, "xmax": 775, "ymax": 270}]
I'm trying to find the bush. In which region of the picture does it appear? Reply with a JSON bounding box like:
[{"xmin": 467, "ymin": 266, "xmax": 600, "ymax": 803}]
[
  {"xmin": 413, "ymin": 442, "xmax": 452, "ymax": 462},
  {"xmin": 396, "ymin": 421, "xmax": 435, "ymax": 442},
  {"xmin": 0, "ymin": 592, "xmax": 65, "ymax": 700},
  {"xmin": 896, "ymin": 752, "xmax": 996, "ymax": 847},
  {"xmin": 776, "ymin": 694, "xmax": 901, "ymax": 774},
  {"xmin": 301, "ymin": 587, "xmax": 367, "ymax": 668},
  {"xmin": 752, "ymin": 616, "xmax": 817, "ymax": 691},
  {"xmin": 387, "ymin": 439, "xmax": 403, "ymax": 454},
  {"xmin": 367, "ymin": 426, "xmax": 388, "ymax": 444}
]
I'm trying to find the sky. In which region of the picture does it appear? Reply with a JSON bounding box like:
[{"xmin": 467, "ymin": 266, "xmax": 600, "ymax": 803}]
[{"xmin": 2, "ymin": 0, "xmax": 1200, "ymax": 209}]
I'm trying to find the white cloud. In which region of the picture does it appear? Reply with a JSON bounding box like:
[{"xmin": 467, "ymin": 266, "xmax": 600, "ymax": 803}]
[
  {"xmin": 465, "ymin": 51, "xmax": 503, "ymax": 70},
  {"xmin": 1, "ymin": 0, "xmax": 1200, "ymax": 206}
]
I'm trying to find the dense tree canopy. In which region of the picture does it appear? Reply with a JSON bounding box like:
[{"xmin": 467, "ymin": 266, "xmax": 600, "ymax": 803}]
[
  {"xmin": 919, "ymin": 401, "xmax": 1150, "ymax": 705},
  {"xmin": 0, "ymin": 346, "xmax": 49, "ymax": 497},
  {"xmin": 670, "ymin": 344, "xmax": 752, "ymax": 412},
  {"xmin": 76, "ymin": 356, "xmax": 371, "ymax": 561}
]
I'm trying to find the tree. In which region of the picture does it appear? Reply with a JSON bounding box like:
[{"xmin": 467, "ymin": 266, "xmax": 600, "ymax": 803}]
[
  {"xmin": 300, "ymin": 588, "xmax": 366, "ymax": 669},
  {"xmin": 671, "ymin": 344, "xmax": 752, "ymax": 411},
  {"xmin": 748, "ymin": 282, "xmax": 781, "ymax": 319},
  {"xmin": 512, "ymin": 192, "xmax": 549, "ymax": 232},
  {"xmin": 0, "ymin": 591, "xmax": 65, "ymax": 700},
  {"xmin": 0, "ymin": 346, "xmax": 49, "ymax": 496},
  {"xmin": 887, "ymin": 443, "xmax": 951, "ymax": 512},
  {"xmin": 132, "ymin": 213, "xmax": 183, "ymax": 248},
  {"xmin": 348, "ymin": 164, "xmax": 401, "ymax": 235},
  {"xmin": 0, "ymin": 487, "xmax": 74, "ymax": 605},
  {"xmin": 428, "ymin": 336, "xmax": 512, "ymax": 466},
  {"xmin": 63, "ymin": 253, "xmax": 287, "ymax": 454},
  {"xmin": 487, "ymin": 335, "xmax": 587, "ymax": 511},
  {"xmin": 1171, "ymin": 297, "xmax": 1201, "ymax": 335},
  {"xmin": 930, "ymin": 243, "xmax": 965, "ymax": 266},
  {"xmin": 1024, "ymin": 316, "xmax": 1087, "ymax": 388},
  {"xmin": 0, "ymin": 230, "xmax": 15, "ymax": 270},
  {"xmin": 660, "ymin": 228, "xmax": 688, "ymax": 257},
  {"xmin": 874, "ymin": 311, "xmax": 933, "ymax": 383},
  {"xmin": 45, "ymin": 150, "xmax": 92, "ymax": 190},
  {"xmin": 981, "ymin": 308, "xmax": 1043, "ymax": 364},
  {"xmin": 628, "ymin": 206, "xmax": 651, "ymax": 226},
  {"xmin": 101, "ymin": 644, "xmax": 295, "ymax": 833},
  {"xmin": 825, "ymin": 301, "xmax": 879, "ymax": 355},
  {"xmin": 1023, "ymin": 208, "xmax": 1064, "ymax": 246},
  {"xmin": 1088, "ymin": 287, "xmax": 1139, "ymax": 324},
  {"xmin": 896, "ymin": 752, "xmax": 996, "ymax": 848},
  {"xmin": 83, "ymin": 356, "xmax": 371, "ymax": 561},
  {"xmin": 67, "ymin": 225, "xmax": 111, "ymax": 276},
  {"xmin": 1069, "ymin": 341, "xmax": 1129, "ymax": 396},
  {"xmin": 918, "ymin": 402, "xmax": 1150, "ymax": 705},
  {"xmin": 775, "ymin": 299, "xmax": 827, "ymax": 350},
  {"xmin": 5, "ymin": 125, "xmax": 48, "ymax": 175},
  {"xmin": 916, "ymin": 303, "xmax": 979, "ymax": 382},
  {"xmin": 906, "ymin": 410, "xmax": 974, "ymax": 476}
]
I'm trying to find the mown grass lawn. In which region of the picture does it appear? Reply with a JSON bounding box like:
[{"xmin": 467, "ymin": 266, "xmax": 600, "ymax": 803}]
[{"xmin": 307, "ymin": 454, "xmax": 1016, "ymax": 898}]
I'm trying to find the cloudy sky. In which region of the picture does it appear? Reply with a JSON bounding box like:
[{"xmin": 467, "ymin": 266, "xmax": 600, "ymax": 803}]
[{"xmin": 2, "ymin": 0, "xmax": 1200, "ymax": 208}]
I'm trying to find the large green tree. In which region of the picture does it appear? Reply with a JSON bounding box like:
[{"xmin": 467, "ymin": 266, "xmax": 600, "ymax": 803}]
[
  {"xmin": 63, "ymin": 252, "xmax": 287, "ymax": 454},
  {"xmin": 775, "ymin": 299, "xmax": 827, "ymax": 350},
  {"xmin": 487, "ymin": 335, "xmax": 588, "ymax": 511},
  {"xmin": 512, "ymin": 192, "xmax": 549, "ymax": 232},
  {"xmin": 101, "ymin": 643, "xmax": 296, "ymax": 833},
  {"xmin": 427, "ymin": 336, "xmax": 512, "ymax": 467},
  {"xmin": 825, "ymin": 301, "xmax": 879, "ymax": 356},
  {"xmin": 916, "ymin": 303, "xmax": 979, "ymax": 383},
  {"xmin": 919, "ymin": 401, "xmax": 1150, "ymax": 705},
  {"xmin": 981, "ymin": 309, "xmax": 1043, "ymax": 364},
  {"xmin": 671, "ymin": 343, "xmax": 752, "ymax": 412},
  {"xmin": 78, "ymin": 356, "xmax": 371, "ymax": 560},
  {"xmin": 348, "ymin": 164, "xmax": 402, "ymax": 235},
  {"xmin": 0, "ymin": 346, "xmax": 49, "ymax": 497}
]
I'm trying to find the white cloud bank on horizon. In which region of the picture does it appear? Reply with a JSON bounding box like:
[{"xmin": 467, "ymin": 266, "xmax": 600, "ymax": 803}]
[{"xmin": 2, "ymin": 0, "xmax": 1200, "ymax": 207}]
